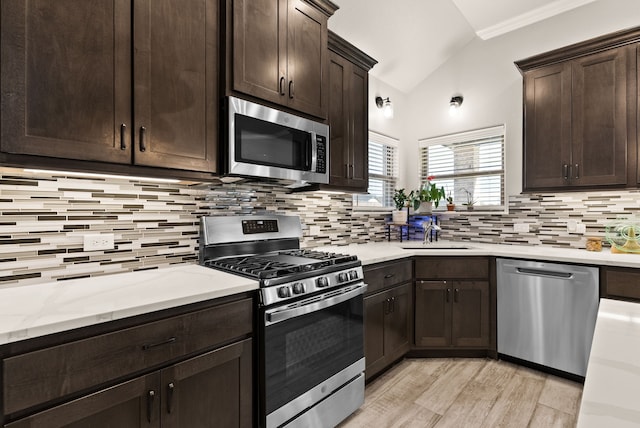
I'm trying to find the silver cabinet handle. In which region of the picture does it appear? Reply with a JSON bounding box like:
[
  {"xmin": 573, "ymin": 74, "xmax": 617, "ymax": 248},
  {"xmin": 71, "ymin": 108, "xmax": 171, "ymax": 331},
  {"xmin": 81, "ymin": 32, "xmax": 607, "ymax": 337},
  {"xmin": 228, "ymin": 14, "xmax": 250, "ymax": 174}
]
[
  {"xmin": 563, "ymin": 164, "xmax": 569, "ymax": 180},
  {"xmin": 120, "ymin": 124, "xmax": 127, "ymax": 150},
  {"xmin": 142, "ymin": 337, "xmax": 176, "ymax": 350},
  {"xmin": 139, "ymin": 126, "xmax": 147, "ymax": 152},
  {"xmin": 574, "ymin": 163, "xmax": 579, "ymax": 179}
]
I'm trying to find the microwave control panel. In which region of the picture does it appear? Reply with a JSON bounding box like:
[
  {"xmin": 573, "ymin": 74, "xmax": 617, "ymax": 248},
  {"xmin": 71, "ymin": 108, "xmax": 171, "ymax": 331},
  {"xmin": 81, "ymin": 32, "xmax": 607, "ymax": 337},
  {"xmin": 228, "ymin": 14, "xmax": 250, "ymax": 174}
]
[{"xmin": 316, "ymin": 136, "xmax": 327, "ymax": 173}]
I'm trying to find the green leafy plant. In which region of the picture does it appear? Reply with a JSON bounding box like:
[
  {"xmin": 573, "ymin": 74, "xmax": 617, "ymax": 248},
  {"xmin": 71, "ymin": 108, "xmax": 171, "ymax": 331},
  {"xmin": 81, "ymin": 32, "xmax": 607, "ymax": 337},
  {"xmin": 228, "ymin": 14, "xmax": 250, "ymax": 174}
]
[
  {"xmin": 446, "ymin": 192, "xmax": 454, "ymax": 205},
  {"xmin": 392, "ymin": 188, "xmax": 409, "ymax": 211},
  {"xmin": 411, "ymin": 176, "xmax": 445, "ymax": 209}
]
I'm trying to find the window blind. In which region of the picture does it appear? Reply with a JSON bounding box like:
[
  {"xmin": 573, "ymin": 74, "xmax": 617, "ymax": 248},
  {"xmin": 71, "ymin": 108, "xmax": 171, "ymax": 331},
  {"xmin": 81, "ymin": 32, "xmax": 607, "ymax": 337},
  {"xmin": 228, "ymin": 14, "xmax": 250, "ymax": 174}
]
[
  {"xmin": 354, "ymin": 132, "xmax": 398, "ymax": 208},
  {"xmin": 418, "ymin": 125, "xmax": 505, "ymax": 210}
]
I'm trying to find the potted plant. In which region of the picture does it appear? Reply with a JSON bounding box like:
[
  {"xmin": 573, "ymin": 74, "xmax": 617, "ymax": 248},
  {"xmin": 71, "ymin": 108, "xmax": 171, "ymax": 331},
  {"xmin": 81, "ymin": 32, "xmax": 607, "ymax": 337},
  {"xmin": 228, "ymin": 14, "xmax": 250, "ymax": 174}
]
[
  {"xmin": 446, "ymin": 193, "xmax": 455, "ymax": 211},
  {"xmin": 411, "ymin": 176, "xmax": 445, "ymax": 214},
  {"xmin": 462, "ymin": 188, "xmax": 476, "ymax": 211},
  {"xmin": 391, "ymin": 188, "xmax": 409, "ymax": 223}
]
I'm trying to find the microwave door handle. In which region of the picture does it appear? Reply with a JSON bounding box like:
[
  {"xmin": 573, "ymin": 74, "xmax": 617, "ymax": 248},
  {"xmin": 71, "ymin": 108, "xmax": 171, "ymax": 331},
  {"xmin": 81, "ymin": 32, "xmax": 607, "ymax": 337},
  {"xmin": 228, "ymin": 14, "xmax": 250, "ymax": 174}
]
[
  {"xmin": 265, "ymin": 283, "xmax": 366, "ymax": 325},
  {"xmin": 308, "ymin": 132, "xmax": 316, "ymax": 171},
  {"xmin": 304, "ymin": 132, "xmax": 316, "ymax": 171}
]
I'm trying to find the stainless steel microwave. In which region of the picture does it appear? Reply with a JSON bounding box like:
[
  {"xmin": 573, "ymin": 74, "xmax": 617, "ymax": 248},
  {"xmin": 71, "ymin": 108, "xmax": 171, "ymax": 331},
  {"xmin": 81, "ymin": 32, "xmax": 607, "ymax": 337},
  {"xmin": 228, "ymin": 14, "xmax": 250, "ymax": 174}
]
[{"xmin": 224, "ymin": 96, "xmax": 329, "ymax": 184}]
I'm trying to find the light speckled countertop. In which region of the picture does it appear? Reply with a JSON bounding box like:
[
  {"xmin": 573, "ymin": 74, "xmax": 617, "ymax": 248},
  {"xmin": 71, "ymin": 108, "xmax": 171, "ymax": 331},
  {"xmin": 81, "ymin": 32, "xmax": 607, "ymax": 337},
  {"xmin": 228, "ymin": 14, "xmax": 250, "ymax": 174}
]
[
  {"xmin": 3, "ymin": 240, "xmax": 640, "ymax": 347},
  {"xmin": 0, "ymin": 264, "xmax": 257, "ymax": 345},
  {"xmin": 577, "ymin": 298, "xmax": 640, "ymax": 427},
  {"xmin": 316, "ymin": 240, "xmax": 640, "ymax": 268}
]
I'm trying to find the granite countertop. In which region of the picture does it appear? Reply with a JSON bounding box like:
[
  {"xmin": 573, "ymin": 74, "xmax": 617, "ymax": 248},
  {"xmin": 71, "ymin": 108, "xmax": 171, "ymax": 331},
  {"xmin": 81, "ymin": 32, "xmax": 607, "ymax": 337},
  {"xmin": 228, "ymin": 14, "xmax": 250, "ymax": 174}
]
[
  {"xmin": 0, "ymin": 264, "xmax": 258, "ymax": 346},
  {"xmin": 577, "ymin": 298, "xmax": 640, "ymax": 427},
  {"xmin": 315, "ymin": 241, "xmax": 640, "ymax": 268}
]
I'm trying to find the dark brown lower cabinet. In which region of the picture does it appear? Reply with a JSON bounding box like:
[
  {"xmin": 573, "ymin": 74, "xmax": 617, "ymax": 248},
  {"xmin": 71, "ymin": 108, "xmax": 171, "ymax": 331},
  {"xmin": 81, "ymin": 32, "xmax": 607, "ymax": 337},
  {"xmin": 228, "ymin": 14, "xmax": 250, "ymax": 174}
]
[
  {"xmin": 4, "ymin": 338, "xmax": 252, "ymax": 428},
  {"xmin": 364, "ymin": 283, "xmax": 411, "ymax": 380},
  {"xmin": 415, "ymin": 280, "xmax": 490, "ymax": 349},
  {"xmin": 601, "ymin": 266, "xmax": 640, "ymax": 303}
]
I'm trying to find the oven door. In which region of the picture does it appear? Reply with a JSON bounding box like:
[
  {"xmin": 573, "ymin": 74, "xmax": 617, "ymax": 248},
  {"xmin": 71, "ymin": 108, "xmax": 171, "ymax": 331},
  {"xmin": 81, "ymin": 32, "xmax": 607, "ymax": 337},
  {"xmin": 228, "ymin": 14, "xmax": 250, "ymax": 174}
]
[{"xmin": 262, "ymin": 282, "xmax": 366, "ymax": 427}]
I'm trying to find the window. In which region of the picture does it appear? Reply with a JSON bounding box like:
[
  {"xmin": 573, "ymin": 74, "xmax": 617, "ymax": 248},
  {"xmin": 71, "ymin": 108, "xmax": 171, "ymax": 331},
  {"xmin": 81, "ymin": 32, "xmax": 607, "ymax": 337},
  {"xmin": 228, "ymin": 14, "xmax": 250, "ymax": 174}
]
[
  {"xmin": 419, "ymin": 125, "xmax": 505, "ymax": 211},
  {"xmin": 353, "ymin": 132, "xmax": 398, "ymax": 209}
]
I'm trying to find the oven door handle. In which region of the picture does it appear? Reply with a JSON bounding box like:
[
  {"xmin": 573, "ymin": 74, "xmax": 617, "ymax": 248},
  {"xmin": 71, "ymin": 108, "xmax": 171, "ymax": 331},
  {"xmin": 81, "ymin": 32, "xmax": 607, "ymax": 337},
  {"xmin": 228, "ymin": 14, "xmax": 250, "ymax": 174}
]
[{"xmin": 265, "ymin": 282, "xmax": 366, "ymax": 325}]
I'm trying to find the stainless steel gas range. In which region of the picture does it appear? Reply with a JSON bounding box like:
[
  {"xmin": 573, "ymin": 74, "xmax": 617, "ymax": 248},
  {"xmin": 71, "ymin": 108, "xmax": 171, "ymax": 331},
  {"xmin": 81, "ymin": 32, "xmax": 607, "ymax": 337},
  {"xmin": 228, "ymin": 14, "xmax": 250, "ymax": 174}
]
[{"xmin": 199, "ymin": 214, "xmax": 365, "ymax": 428}]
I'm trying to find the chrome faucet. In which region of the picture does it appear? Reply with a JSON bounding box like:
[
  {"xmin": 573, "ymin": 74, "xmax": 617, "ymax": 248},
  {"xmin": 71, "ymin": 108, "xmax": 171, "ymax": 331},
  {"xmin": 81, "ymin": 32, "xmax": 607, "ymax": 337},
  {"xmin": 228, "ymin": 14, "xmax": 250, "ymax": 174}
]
[{"xmin": 423, "ymin": 220, "xmax": 442, "ymax": 244}]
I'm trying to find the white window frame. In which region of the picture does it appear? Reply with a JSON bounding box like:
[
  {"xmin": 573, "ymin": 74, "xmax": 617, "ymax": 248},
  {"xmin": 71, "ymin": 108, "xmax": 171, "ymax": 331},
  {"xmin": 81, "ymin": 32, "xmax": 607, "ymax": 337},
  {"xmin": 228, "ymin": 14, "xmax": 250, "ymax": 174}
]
[
  {"xmin": 418, "ymin": 125, "xmax": 507, "ymax": 213},
  {"xmin": 353, "ymin": 131, "xmax": 399, "ymax": 212}
]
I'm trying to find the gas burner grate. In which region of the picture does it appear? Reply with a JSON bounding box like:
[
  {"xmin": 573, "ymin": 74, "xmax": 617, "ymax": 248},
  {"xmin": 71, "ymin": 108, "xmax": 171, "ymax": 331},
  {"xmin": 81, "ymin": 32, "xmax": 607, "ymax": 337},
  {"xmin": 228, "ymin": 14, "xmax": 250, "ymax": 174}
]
[
  {"xmin": 278, "ymin": 249, "xmax": 358, "ymax": 264},
  {"xmin": 205, "ymin": 256, "xmax": 314, "ymax": 279}
]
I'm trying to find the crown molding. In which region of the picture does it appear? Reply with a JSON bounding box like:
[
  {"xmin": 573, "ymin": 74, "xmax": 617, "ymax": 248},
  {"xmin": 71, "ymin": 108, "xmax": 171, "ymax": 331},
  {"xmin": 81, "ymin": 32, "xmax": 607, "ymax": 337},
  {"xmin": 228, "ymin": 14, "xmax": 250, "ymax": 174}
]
[{"xmin": 476, "ymin": 0, "xmax": 597, "ymax": 40}]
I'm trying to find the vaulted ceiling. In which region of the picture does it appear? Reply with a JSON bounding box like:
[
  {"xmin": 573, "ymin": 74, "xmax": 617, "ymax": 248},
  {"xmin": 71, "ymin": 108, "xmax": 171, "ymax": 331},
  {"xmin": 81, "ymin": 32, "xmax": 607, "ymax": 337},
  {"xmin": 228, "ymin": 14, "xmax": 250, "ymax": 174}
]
[{"xmin": 327, "ymin": 0, "xmax": 597, "ymax": 92}]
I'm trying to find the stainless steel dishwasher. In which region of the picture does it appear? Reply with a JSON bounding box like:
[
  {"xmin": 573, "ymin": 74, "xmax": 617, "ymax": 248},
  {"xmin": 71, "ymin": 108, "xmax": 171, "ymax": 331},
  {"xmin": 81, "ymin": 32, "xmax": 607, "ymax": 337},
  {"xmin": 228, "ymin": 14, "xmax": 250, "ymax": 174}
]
[{"xmin": 497, "ymin": 258, "xmax": 599, "ymax": 377}]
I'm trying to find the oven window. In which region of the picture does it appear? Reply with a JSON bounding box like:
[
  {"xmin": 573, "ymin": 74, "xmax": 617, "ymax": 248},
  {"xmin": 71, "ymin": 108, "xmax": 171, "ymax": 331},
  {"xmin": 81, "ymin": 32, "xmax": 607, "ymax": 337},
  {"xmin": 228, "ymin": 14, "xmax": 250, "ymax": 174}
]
[
  {"xmin": 235, "ymin": 115, "xmax": 310, "ymax": 170},
  {"xmin": 263, "ymin": 295, "xmax": 364, "ymax": 415}
]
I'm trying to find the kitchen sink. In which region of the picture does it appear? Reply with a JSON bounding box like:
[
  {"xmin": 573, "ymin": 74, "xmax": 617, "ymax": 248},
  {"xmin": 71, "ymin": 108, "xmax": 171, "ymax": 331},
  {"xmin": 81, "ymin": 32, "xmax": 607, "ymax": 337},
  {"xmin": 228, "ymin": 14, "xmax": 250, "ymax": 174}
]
[{"xmin": 400, "ymin": 243, "xmax": 472, "ymax": 250}]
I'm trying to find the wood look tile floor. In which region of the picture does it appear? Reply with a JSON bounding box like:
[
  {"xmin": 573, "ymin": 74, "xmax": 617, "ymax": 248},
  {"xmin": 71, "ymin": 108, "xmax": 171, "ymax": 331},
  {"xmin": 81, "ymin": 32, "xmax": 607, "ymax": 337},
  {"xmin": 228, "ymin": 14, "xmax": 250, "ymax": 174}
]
[{"xmin": 338, "ymin": 358, "xmax": 583, "ymax": 428}]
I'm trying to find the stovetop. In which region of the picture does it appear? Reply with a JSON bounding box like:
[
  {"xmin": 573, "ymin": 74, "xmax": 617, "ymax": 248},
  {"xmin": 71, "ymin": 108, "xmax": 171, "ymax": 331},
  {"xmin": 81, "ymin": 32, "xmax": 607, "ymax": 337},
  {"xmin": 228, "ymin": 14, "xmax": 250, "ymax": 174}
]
[
  {"xmin": 198, "ymin": 215, "xmax": 363, "ymax": 306},
  {"xmin": 203, "ymin": 249, "xmax": 358, "ymax": 281}
]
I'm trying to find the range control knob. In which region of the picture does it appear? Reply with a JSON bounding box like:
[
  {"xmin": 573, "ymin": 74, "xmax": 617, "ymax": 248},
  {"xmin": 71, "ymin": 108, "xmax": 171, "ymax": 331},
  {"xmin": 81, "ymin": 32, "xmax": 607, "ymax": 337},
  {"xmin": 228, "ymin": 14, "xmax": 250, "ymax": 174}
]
[
  {"xmin": 349, "ymin": 270, "xmax": 359, "ymax": 280},
  {"xmin": 316, "ymin": 277, "xmax": 329, "ymax": 288},
  {"xmin": 292, "ymin": 282, "xmax": 305, "ymax": 294},
  {"xmin": 338, "ymin": 272, "xmax": 349, "ymax": 283},
  {"xmin": 277, "ymin": 286, "xmax": 291, "ymax": 298}
]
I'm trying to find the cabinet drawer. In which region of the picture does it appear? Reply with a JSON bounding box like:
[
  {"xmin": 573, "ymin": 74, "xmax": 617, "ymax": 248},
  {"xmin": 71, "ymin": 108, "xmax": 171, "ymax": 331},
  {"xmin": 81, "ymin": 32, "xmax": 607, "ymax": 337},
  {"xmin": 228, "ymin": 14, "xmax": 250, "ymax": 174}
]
[
  {"xmin": 604, "ymin": 268, "xmax": 640, "ymax": 302},
  {"xmin": 415, "ymin": 257, "xmax": 488, "ymax": 280},
  {"xmin": 3, "ymin": 298, "xmax": 252, "ymax": 415},
  {"xmin": 364, "ymin": 260, "xmax": 413, "ymax": 295}
]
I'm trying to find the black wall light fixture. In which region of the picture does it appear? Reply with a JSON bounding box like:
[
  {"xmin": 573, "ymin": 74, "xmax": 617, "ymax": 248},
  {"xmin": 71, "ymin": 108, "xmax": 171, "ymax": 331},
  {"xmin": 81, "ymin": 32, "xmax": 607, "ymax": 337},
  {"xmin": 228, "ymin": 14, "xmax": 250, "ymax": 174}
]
[
  {"xmin": 449, "ymin": 95, "xmax": 463, "ymax": 115},
  {"xmin": 375, "ymin": 96, "xmax": 394, "ymax": 118}
]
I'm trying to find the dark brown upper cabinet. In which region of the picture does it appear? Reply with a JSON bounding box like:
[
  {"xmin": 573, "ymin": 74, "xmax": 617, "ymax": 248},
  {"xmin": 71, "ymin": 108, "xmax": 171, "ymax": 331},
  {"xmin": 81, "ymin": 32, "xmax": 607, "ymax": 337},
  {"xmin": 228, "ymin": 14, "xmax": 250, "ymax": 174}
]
[
  {"xmin": 517, "ymin": 27, "xmax": 640, "ymax": 192},
  {"xmin": 326, "ymin": 32, "xmax": 377, "ymax": 191},
  {"xmin": 226, "ymin": 0, "xmax": 337, "ymax": 119},
  {"xmin": 1, "ymin": 0, "xmax": 218, "ymax": 175}
]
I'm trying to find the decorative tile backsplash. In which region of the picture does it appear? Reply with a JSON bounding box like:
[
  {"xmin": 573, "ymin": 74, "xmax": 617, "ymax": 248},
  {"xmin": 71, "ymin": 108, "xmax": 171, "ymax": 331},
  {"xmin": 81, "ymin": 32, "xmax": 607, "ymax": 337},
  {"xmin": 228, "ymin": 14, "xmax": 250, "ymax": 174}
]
[
  {"xmin": 0, "ymin": 170, "xmax": 387, "ymax": 287},
  {"xmin": 2, "ymin": 168, "xmax": 640, "ymax": 288},
  {"xmin": 439, "ymin": 191, "xmax": 640, "ymax": 248}
]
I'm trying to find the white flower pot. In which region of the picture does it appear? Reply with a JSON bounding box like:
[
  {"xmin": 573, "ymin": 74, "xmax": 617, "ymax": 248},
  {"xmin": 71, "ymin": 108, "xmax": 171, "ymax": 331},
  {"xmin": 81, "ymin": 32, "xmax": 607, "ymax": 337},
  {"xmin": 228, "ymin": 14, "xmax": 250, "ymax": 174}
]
[
  {"xmin": 392, "ymin": 210, "xmax": 408, "ymax": 224},
  {"xmin": 413, "ymin": 201, "xmax": 433, "ymax": 214}
]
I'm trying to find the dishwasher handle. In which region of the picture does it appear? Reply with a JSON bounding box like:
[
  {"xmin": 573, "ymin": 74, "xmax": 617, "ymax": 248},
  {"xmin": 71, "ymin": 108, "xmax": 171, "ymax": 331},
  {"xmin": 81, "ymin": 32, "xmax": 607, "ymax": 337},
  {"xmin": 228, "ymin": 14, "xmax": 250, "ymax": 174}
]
[{"xmin": 515, "ymin": 267, "xmax": 573, "ymax": 279}]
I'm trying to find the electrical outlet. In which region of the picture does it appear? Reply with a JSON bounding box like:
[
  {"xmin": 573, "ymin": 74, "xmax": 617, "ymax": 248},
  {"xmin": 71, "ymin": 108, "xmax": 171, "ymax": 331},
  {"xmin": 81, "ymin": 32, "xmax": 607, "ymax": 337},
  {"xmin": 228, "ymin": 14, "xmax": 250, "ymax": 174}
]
[
  {"xmin": 567, "ymin": 220, "xmax": 577, "ymax": 232},
  {"xmin": 83, "ymin": 234, "xmax": 115, "ymax": 251},
  {"xmin": 576, "ymin": 223, "xmax": 586, "ymax": 234},
  {"xmin": 513, "ymin": 223, "xmax": 529, "ymax": 233}
]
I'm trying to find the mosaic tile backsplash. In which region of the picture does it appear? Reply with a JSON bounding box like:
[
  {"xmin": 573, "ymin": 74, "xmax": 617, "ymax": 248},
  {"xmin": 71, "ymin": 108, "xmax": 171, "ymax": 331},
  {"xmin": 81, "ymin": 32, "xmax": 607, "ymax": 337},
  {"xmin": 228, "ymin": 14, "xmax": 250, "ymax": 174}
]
[
  {"xmin": 2, "ymin": 168, "xmax": 640, "ymax": 287},
  {"xmin": 0, "ymin": 170, "xmax": 388, "ymax": 287}
]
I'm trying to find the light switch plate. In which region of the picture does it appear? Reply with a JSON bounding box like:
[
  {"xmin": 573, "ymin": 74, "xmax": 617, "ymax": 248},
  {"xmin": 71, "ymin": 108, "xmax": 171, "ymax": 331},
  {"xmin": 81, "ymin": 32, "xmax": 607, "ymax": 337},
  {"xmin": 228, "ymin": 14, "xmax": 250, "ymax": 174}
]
[
  {"xmin": 514, "ymin": 223, "xmax": 529, "ymax": 233},
  {"xmin": 83, "ymin": 234, "xmax": 115, "ymax": 251},
  {"xmin": 576, "ymin": 223, "xmax": 586, "ymax": 234}
]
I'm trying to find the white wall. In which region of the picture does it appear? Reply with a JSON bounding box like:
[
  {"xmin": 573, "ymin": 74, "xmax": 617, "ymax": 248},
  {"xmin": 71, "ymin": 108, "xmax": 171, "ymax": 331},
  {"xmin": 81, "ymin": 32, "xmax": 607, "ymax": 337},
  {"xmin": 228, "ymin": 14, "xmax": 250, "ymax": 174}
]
[
  {"xmin": 368, "ymin": 76, "xmax": 411, "ymax": 188},
  {"xmin": 403, "ymin": 0, "xmax": 640, "ymax": 196}
]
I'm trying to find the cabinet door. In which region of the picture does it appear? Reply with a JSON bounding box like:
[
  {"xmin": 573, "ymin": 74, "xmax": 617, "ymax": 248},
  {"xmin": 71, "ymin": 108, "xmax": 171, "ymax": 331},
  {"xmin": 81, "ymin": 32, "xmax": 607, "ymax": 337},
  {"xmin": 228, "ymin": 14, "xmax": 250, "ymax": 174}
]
[
  {"xmin": 384, "ymin": 283, "xmax": 412, "ymax": 362},
  {"xmin": 364, "ymin": 290, "xmax": 388, "ymax": 379},
  {"xmin": 572, "ymin": 46, "xmax": 630, "ymax": 187},
  {"xmin": 1, "ymin": 0, "xmax": 132, "ymax": 164},
  {"xmin": 451, "ymin": 281, "xmax": 490, "ymax": 348},
  {"xmin": 523, "ymin": 62, "xmax": 572, "ymax": 190},
  {"xmin": 415, "ymin": 281, "xmax": 451, "ymax": 347},
  {"xmin": 286, "ymin": 0, "xmax": 328, "ymax": 118},
  {"xmin": 347, "ymin": 64, "xmax": 369, "ymax": 190},
  {"xmin": 327, "ymin": 51, "xmax": 369, "ymax": 190},
  {"xmin": 133, "ymin": 0, "xmax": 218, "ymax": 172},
  {"xmin": 5, "ymin": 374, "xmax": 160, "ymax": 428},
  {"xmin": 328, "ymin": 51, "xmax": 350, "ymax": 187},
  {"xmin": 161, "ymin": 338, "xmax": 253, "ymax": 428},
  {"xmin": 230, "ymin": 0, "xmax": 286, "ymax": 106}
]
